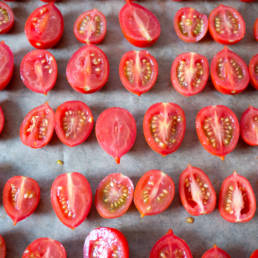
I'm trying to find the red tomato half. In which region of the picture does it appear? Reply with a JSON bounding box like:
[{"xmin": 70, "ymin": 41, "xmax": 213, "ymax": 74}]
[
  {"xmin": 20, "ymin": 103, "xmax": 55, "ymax": 148},
  {"xmin": 95, "ymin": 107, "xmax": 137, "ymax": 164},
  {"xmin": 134, "ymin": 170, "xmax": 175, "ymax": 217},
  {"xmin": 119, "ymin": 50, "xmax": 158, "ymax": 96},
  {"xmin": 0, "ymin": 42, "xmax": 14, "ymax": 90},
  {"xmin": 25, "ymin": 3, "xmax": 64, "ymax": 49},
  {"xmin": 171, "ymin": 52, "xmax": 209, "ymax": 96},
  {"xmin": 202, "ymin": 245, "xmax": 230, "ymax": 258},
  {"xmin": 255, "ymin": 19, "xmax": 258, "ymax": 41},
  {"xmin": 179, "ymin": 165, "xmax": 216, "ymax": 216},
  {"xmin": 209, "ymin": 5, "xmax": 245, "ymax": 44},
  {"xmin": 219, "ymin": 171, "xmax": 256, "ymax": 223},
  {"xmin": 249, "ymin": 54, "xmax": 258, "ymax": 90},
  {"xmin": 150, "ymin": 229, "xmax": 192, "ymax": 258},
  {"xmin": 83, "ymin": 227, "xmax": 129, "ymax": 258},
  {"xmin": 55, "ymin": 101, "xmax": 94, "ymax": 147},
  {"xmin": 3, "ymin": 176, "xmax": 40, "ymax": 225},
  {"xmin": 251, "ymin": 250, "xmax": 258, "ymax": 258},
  {"xmin": 211, "ymin": 47, "xmax": 249, "ymax": 95},
  {"xmin": 0, "ymin": 106, "xmax": 5, "ymax": 135},
  {"xmin": 0, "ymin": 1, "xmax": 14, "ymax": 34},
  {"xmin": 20, "ymin": 50, "xmax": 57, "ymax": 94},
  {"xmin": 0, "ymin": 235, "xmax": 6, "ymax": 258},
  {"xmin": 143, "ymin": 102, "xmax": 186, "ymax": 155},
  {"xmin": 74, "ymin": 9, "xmax": 107, "ymax": 44},
  {"xmin": 95, "ymin": 173, "xmax": 134, "ymax": 219},
  {"xmin": 51, "ymin": 172, "xmax": 92, "ymax": 229},
  {"xmin": 119, "ymin": 2, "xmax": 160, "ymax": 47},
  {"xmin": 22, "ymin": 238, "xmax": 66, "ymax": 258},
  {"xmin": 66, "ymin": 44, "xmax": 109, "ymax": 94}
]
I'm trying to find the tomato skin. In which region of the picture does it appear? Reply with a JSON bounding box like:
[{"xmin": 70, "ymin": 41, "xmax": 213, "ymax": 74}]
[
  {"xmin": 0, "ymin": 235, "xmax": 6, "ymax": 258},
  {"xmin": 249, "ymin": 54, "xmax": 258, "ymax": 90},
  {"xmin": 251, "ymin": 250, "xmax": 258, "ymax": 258},
  {"xmin": 0, "ymin": 2, "xmax": 14, "ymax": 34},
  {"xmin": 0, "ymin": 106, "xmax": 5, "ymax": 135},
  {"xmin": 255, "ymin": 19, "xmax": 258, "ymax": 41},
  {"xmin": 202, "ymin": 245, "xmax": 230, "ymax": 258}
]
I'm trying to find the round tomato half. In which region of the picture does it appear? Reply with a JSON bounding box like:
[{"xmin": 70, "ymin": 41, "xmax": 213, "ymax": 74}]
[
  {"xmin": 95, "ymin": 173, "xmax": 134, "ymax": 219},
  {"xmin": 0, "ymin": 235, "xmax": 6, "ymax": 258},
  {"xmin": 219, "ymin": 171, "xmax": 256, "ymax": 223},
  {"xmin": 3, "ymin": 176, "xmax": 40, "ymax": 225},
  {"xmin": 51, "ymin": 172, "xmax": 92, "ymax": 229},
  {"xmin": 22, "ymin": 238, "xmax": 66, "ymax": 258},
  {"xmin": 25, "ymin": 3, "xmax": 64, "ymax": 49},
  {"xmin": 255, "ymin": 18, "xmax": 258, "ymax": 41},
  {"xmin": 249, "ymin": 54, "xmax": 258, "ymax": 90},
  {"xmin": 209, "ymin": 5, "xmax": 245, "ymax": 44},
  {"xmin": 83, "ymin": 227, "xmax": 129, "ymax": 258},
  {"xmin": 134, "ymin": 170, "xmax": 175, "ymax": 217},
  {"xmin": 55, "ymin": 101, "xmax": 94, "ymax": 147},
  {"xmin": 251, "ymin": 250, "xmax": 258, "ymax": 258},
  {"xmin": 119, "ymin": 2, "xmax": 160, "ymax": 47},
  {"xmin": 0, "ymin": 1, "xmax": 14, "ymax": 34},
  {"xmin": 66, "ymin": 44, "xmax": 109, "ymax": 94},
  {"xmin": 143, "ymin": 102, "xmax": 186, "ymax": 155},
  {"xmin": 119, "ymin": 50, "xmax": 158, "ymax": 96},
  {"xmin": 20, "ymin": 103, "xmax": 55, "ymax": 148},
  {"xmin": 95, "ymin": 107, "xmax": 137, "ymax": 164},
  {"xmin": 171, "ymin": 52, "xmax": 209, "ymax": 96},
  {"xmin": 0, "ymin": 106, "xmax": 5, "ymax": 135},
  {"xmin": 202, "ymin": 245, "xmax": 230, "ymax": 258}
]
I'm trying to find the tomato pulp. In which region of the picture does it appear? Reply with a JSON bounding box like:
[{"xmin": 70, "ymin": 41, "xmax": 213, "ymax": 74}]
[
  {"xmin": 249, "ymin": 54, "xmax": 258, "ymax": 90},
  {"xmin": 0, "ymin": 1, "xmax": 14, "ymax": 34},
  {"xmin": 0, "ymin": 235, "xmax": 6, "ymax": 258},
  {"xmin": 0, "ymin": 106, "xmax": 4, "ymax": 135},
  {"xmin": 202, "ymin": 245, "xmax": 230, "ymax": 258}
]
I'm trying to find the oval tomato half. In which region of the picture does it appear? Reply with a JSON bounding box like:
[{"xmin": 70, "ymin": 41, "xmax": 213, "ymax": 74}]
[
  {"xmin": 255, "ymin": 19, "xmax": 258, "ymax": 41},
  {"xmin": 249, "ymin": 54, "xmax": 258, "ymax": 90},
  {"xmin": 209, "ymin": 5, "xmax": 245, "ymax": 44},
  {"xmin": 219, "ymin": 171, "xmax": 256, "ymax": 223},
  {"xmin": 0, "ymin": 1, "xmax": 14, "ymax": 34},
  {"xmin": 25, "ymin": 3, "xmax": 64, "ymax": 49},
  {"xmin": 55, "ymin": 101, "xmax": 94, "ymax": 147},
  {"xmin": 0, "ymin": 106, "xmax": 5, "ymax": 135},
  {"xmin": 95, "ymin": 173, "xmax": 134, "ymax": 219},
  {"xmin": 3, "ymin": 176, "xmax": 40, "ymax": 225},
  {"xmin": 0, "ymin": 235, "xmax": 6, "ymax": 258},
  {"xmin": 119, "ymin": 2, "xmax": 160, "ymax": 47},
  {"xmin": 51, "ymin": 172, "xmax": 92, "ymax": 229},
  {"xmin": 251, "ymin": 250, "xmax": 258, "ymax": 258},
  {"xmin": 202, "ymin": 245, "xmax": 230, "ymax": 258},
  {"xmin": 22, "ymin": 238, "xmax": 66, "ymax": 258},
  {"xmin": 134, "ymin": 170, "xmax": 175, "ymax": 217},
  {"xmin": 171, "ymin": 52, "xmax": 209, "ymax": 96},
  {"xmin": 83, "ymin": 227, "xmax": 129, "ymax": 258}
]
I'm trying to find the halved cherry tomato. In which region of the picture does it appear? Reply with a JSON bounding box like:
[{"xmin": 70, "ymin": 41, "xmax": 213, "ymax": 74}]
[
  {"xmin": 202, "ymin": 245, "xmax": 230, "ymax": 258},
  {"xmin": 119, "ymin": 50, "xmax": 158, "ymax": 96},
  {"xmin": 20, "ymin": 50, "xmax": 57, "ymax": 94},
  {"xmin": 95, "ymin": 173, "xmax": 134, "ymax": 219},
  {"xmin": 251, "ymin": 250, "xmax": 258, "ymax": 258},
  {"xmin": 143, "ymin": 102, "xmax": 186, "ymax": 155},
  {"xmin": 119, "ymin": 2, "xmax": 160, "ymax": 47},
  {"xmin": 209, "ymin": 5, "xmax": 245, "ymax": 44},
  {"xmin": 0, "ymin": 235, "xmax": 6, "ymax": 258},
  {"xmin": 249, "ymin": 54, "xmax": 258, "ymax": 90},
  {"xmin": 171, "ymin": 52, "xmax": 209, "ymax": 96},
  {"xmin": 134, "ymin": 170, "xmax": 175, "ymax": 217},
  {"xmin": 240, "ymin": 106, "xmax": 258, "ymax": 146},
  {"xmin": 174, "ymin": 7, "xmax": 208, "ymax": 43},
  {"xmin": 196, "ymin": 105, "xmax": 240, "ymax": 160},
  {"xmin": 20, "ymin": 103, "xmax": 55, "ymax": 148},
  {"xmin": 95, "ymin": 107, "xmax": 136, "ymax": 164},
  {"xmin": 0, "ymin": 41, "xmax": 14, "ymax": 90},
  {"xmin": 22, "ymin": 238, "xmax": 66, "ymax": 258},
  {"xmin": 83, "ymin": 227, "xmax": 129, "ymax": 258},
  {"xmin": 0, "ymin": 1, "xmax": 14, "ymax": 34},
  {"xmin": 255, "ymin": 19, "xmax": 258, "ymax": 41},
  {"xmin": 74, "ymin": 9, "xmax": 106, "ymax": 44},
  {"xmin": 55, "ymin": 101, "xmax": 94, "ymax": 147},
  {"xmin": 179, "ymin": 165, "xmax": 216, "ymax": 216},
  {"xmin": 150, "ymin": 229, "xmax": 192, "ymax": 258},
  {"xmin": 51, "ymin": 172, "xmax": 92, "ymax": 229},
  {"xmin": 25, "ymin": 3, "xmax": 64, "ymax": 49},
  {"xmin": 3, "ymin": 176, "xmax": 40, "ymax": 225},
  {"xmin": 210, "ymin": 47, "xmax": 249, "ymax": 95},
  {"xmin": 0, "ymin": 106, "xmax": 5, "ymax": 135},
  {"xmin": 66, "ymin": 44, "xmax": 109, "ymax": 94},
  {"xmin": 219, "ymin": 171, "xmax": 256, "ymax": 223}
]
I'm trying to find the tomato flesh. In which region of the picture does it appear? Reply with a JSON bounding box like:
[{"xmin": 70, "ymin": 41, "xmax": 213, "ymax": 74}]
[
  {"xmin": 0, "ymin": 106, "xmax": 4, "ymax": 135},
  {"xmin": 202, "ymin": 245, "xmax": 230, "ymax": 258},
  {"xmin": 0, "ymin": 235, "xmax": 6, "ymax": 258},
  {"xmin": 0, "ymin": 1, "xmax": 14, "ymax": 34},
  {"xmin": 255, "ymin": 19, "xmax": 258, "ymax": 41},
  {"xmin": 249, "ymin": 54, "xmax": 258, "ymax": 90},
  {"xmin": 251, "ymin": 250, "xmax": 258, "ymax": 258}
]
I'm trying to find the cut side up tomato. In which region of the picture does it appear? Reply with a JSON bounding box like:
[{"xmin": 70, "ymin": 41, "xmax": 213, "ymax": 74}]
[
  {"xmin": 0, "ymin": 106, "xmax": 5, "ymax": 135},
  {"xmin": 251, "ymin": 250, "xmax": 258, "ymax": 258},
  {"xmin": 249, "ymin": 54, "xmax": 258, "ymax": 90},
  {"xmin": 202, "ymin": 245, "xmax": 230, "ymax": 258},
  {"xmin": 0, "ymin": 1, "xmax": 14, "ymax": 34},
  {"xmin": 0, "ymin": 235, "xmax": 6, "ymax": 258}
]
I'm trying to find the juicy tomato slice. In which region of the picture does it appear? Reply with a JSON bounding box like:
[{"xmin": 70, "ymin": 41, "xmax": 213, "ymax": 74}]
[
  {"xmin": 150, "ymin": 229, "xmax": 192, "ymax": 258},
  {"xmin": 255, "ymin": 19, "xmax": 258, "ymax": 41},
  {"xmin": 95, "ymin": 173, "xmax": 134, "ymax": 219},
  {"xmin": 171, "ymin": 52, "xmax": 209, "ymax": 96},
  {"xmin": 208, "ymin": 5, "xmax": 245, "ymax": 44},
  {"xmin": 202, "ymin": 245, "xmax": 230, "ymax": 258},
  {"xmin": 20, "ymin": 49, "xmax": 57, "ymax": 94},
  {"xmin": 119, "ymin": 50, "xmax": 158, "ymax": 96},
  {"xmin": 51, "ymin": 172, "xmax": 92, "ymax": 229},
  {"xmin": 20, "ymin": 103, "xmax": 55, "ymax": 148},
  {"xmin": 83, "ymin": 227, "xmax": 129, "ymax": 258},
  {"xmin": 0, "ymin": 106, "xmax": 5, "ymax": 134},
  {"xmin": 219, "ymin": 171, "xmax": 256, "ymax": 223},
  {"xmin": 22, "ymin": 238, "xmax": 66, "ymax": 258},
  {"xmin": 249, "ymin": 54, "xmax": 258, "ymax": 90},
  {"xmin": 25, "ymin": 3, "xmax": 64, "ymax": 49},
  {"xmin": 251, "ymin": 250, "xmax": 258, "ymax": 258},
  {"xmin": 119, "ymin": 2, "xmax": 161, "ymax": 47},
  {"xmin": 134, "ymin": 170, "xmax": 175, "ymax": 217},
  {"xmin": 0, "ymin": 235, "xmax": 6, "ymax": 258},
  {"xmin": 3, "ymin": 176, "xmax": 40, "ymax": 225},
  {"xmin": 55, "ymin": 101, "xmax": 94, "ymax": 147},
  {"xmin": 95, "ymin": 107, "xmax": 137, "ymax": 164},
  {"xmin": 143, "ymin": 102, "xmax": 186, "ymax": 155},
  {"xmin": 196, "ymin": 105, "xmax": 240, "ymax": 159},
  {"xmin": 66, "ymin": 44, "xmax": 109, "ymax": 94},
  {"xmin": 0, "ymin": 1, "xmax": 14, "ymax": 34},
  {"xmin": 179, "ymin": 165, "xmax": 216, "ymax": 216},
  {"xmin": 74, "ymin": 9, "xmax": 107, "ymax": 44}
]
